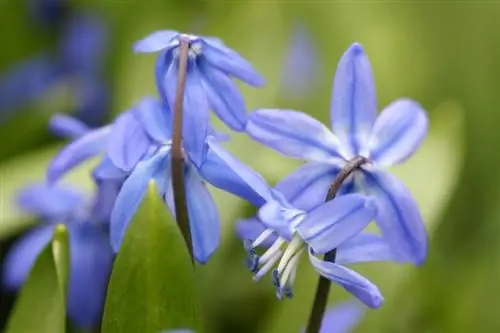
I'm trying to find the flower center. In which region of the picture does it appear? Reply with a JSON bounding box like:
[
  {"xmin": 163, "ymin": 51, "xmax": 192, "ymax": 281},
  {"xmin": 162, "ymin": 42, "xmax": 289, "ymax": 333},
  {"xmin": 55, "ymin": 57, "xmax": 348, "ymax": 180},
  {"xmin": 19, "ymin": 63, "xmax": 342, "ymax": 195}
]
[
  {"xmin": 244, "ymin": 231, "xmax": 306, "ymax": 299},
  {"xmin": 178, "ymin": 34, "xmax": 202, "ymax": 58}
]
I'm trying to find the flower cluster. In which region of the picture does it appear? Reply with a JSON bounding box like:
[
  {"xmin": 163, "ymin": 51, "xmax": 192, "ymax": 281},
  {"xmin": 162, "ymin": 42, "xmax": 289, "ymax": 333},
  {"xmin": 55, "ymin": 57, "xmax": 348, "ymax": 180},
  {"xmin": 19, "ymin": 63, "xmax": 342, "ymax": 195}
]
[{"xmin": 4, "ymin": 25, "xmax": 429, "ymax": 330}]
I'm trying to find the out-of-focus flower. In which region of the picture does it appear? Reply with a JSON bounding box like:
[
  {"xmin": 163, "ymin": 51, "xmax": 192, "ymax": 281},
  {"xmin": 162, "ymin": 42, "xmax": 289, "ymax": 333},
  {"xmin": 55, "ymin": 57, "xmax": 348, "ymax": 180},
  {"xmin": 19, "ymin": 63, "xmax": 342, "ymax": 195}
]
[
  {"xmin": 0, "ymin": 8, "xmax": 109, "ymax": 126},
  {"xmin": 28, "ymin": 0, "xmax": 68, "ymax": 27},
  {"xmin": 100, "ymin": 97, "xmax": 265, "ymax": 263},
  {"xmin": 304, "ymin": 300, "xmax": 364, "ymax": 333},
  {"xmin": 279, "ymin": 22, "xmax": 320, "ymax": 100},
  {"xmin": 1, "ymin": 183, "xmax": 115, "ymax": 328},
  {"xmin": 246, "ymin": 43, "xmax": 428, "ymax": 265},
  {"xmin": 133, "ymin": 30, "xmax": 264, "ymax": 165}
]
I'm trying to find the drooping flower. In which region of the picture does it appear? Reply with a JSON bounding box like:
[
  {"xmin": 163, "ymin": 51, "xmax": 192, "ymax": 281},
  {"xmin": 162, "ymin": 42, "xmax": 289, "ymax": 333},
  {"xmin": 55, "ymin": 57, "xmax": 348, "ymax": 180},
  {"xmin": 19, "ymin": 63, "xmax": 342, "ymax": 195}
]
[
  {"xmin": 219, "ymin": 156, "xmax": 392, "ymax": 307},
  {"xmin": 103, "ymin": 97, "xmax": 266, "ymax": 263},
  {"xmin": 133, "ymin": 30, "xmax": 264, "ymax": 165},
  {"xmin": 246, "ymin": 43, "xmax": 428, "ymax": 265},
  {"xmin": 2, "ymin": 183, "xmax": 116, "ymax": 329}
]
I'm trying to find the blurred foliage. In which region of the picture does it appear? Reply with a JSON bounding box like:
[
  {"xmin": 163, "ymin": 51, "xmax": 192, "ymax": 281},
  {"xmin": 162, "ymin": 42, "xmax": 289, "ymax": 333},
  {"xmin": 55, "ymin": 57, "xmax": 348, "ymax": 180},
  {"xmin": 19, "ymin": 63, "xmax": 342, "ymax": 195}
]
[{"xmin": 1, "ymin": 1, "xmax": 500, "ymax": 333}]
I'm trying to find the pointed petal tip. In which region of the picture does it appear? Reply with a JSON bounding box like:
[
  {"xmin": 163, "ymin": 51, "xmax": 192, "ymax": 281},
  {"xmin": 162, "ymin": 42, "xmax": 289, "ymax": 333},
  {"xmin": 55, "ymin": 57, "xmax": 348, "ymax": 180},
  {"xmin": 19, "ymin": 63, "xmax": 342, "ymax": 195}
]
[{"xmin": 348, "ymin": 42, "xmax": 365, "ymax": 54}]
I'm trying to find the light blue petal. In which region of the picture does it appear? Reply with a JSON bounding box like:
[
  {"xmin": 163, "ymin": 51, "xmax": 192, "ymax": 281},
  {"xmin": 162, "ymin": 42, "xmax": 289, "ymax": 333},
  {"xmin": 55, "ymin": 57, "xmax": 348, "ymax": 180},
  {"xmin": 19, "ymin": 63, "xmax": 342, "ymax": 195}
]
[
  {"xmin": 199, "ymin": 58, "xmax": 247, "ymax": 131},
  {"xmin": 16, "ymin": 184, "xmax": 85, "ymax": 219},
  {"xmin": 309, "ymin": 249, "xmax": 384, "ymax": 308},
  {"xmin": 201, "ymin": 137, "xmax": 273, "ymax": 203},
  {"xmin": 133, "ymin": 97, "xmax": 172, "ymax": 142},
  {"xmin": 367, "ymin": 99, "xmax": 428, "ymax": 167},
  {"xmin": 47, "ymin": 125, "xmax": 110, "ymax": 183},
  {"xmin": 107, "ymin": 111, "xmax": 151, "ymax": 172},
  {"xmin": 92, "ymin": 156, "xmax": 128, "ymax": 181},
  {"xmin": 336, "ymin": 233, "xmax": 394, "ymax": 264},
  {"xmin": 110, "ymin": 149, "xmax": 170, "ymax": 252},
  {"xmin": 236, "ymin": 218, "xmax": 278, "ymax": 248},
  {"xmin": 247, "ymin": 109, "xmax": 346, "ymax": 163},
  {"xmin": 257, "ymin": 201, "xmax": 299, "ymax": 240},
  {"xmin": 295, "ymin": 194, "xmax": 377, "ymax": 254},
  {"xmin": 208, "ymin": 127, "xmax": 230, "ymax": 141},
  {"xmin": 49, "ymin": 114, "xmax": 90, "ymax": 139},
  {"xmin": 202, "ymin": 38, "xmax": 264, "ymax": 87},
  {"xmin": 0, "ymin": 55, "xmax": 58, "ymax": 117},
  {"xmin": 155, "ymin": 49, "xmax": 173, "ymax": 103},
  {"xmin": 164, "ymin": 62, "xmax": 209, "ymax": 167},
  {"xmin": 198, "ymin": 139, "xmax": 268, "ymax": 207},
  {"xmin": 317, "ymin": 301, "xmax": 364, "ymax": 333},
  {"xmin": 91, "ymin": 178, "xmax": 123, "ymax": 223},
  {"xmin": 67, "ymin": 224, "xmax": 114, "ymax": 328},
  {"xmin": 185, "ymin": 164, "xmax": 220, "ymax": 264},
  {"xmin": 133, "ymin": 30, "xmax": 178, "ymax": 53},
  {"xmin": 59, "ymin": 13, "xmax": 108, "ymax": 73},
  {"xmin": 361, "ymin": 169, "xmax": 428, "ymax": 265},
  {"xmin": 2, "ymin": 225, "xmax": 54, "ymax": 290},
  {"xmin": 276, "ymin": 162, "xmax": 340, "ymax": 211},
  {"xmin": 330, "ymin": 43, "xmax": 377, "ymax": 157}
]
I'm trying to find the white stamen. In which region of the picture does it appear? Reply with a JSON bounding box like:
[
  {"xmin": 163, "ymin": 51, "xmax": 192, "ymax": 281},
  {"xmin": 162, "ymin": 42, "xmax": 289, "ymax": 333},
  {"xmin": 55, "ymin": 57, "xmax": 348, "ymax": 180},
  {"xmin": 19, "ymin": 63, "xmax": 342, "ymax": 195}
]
[
  {"xmin": 279, "ymin": 248, "xmax": 305, "ymax": 289},
  {"xmin": 252, "ymin": 229, "xmax": 274, "ymax": 248},
  {"xmin": 254, "ymin": 250, "xmax": 283, "ymax": 281},
  {"xmin": 259, "ymin": 237, "xmax": 285, "ymax": 264},
  {"xmin": 276, "ymin": 234, "xmax": 304, "ymax": 273}
]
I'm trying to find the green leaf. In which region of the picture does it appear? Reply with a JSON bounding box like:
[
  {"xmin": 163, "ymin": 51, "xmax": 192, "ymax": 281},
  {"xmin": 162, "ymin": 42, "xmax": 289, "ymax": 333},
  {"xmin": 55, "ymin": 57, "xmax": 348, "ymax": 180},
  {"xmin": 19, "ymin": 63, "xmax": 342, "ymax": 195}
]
[
  {"xmin": 102, "ymin": 180, "xmax": 201, "ymax": 333},
  {"xmin": 5, "ymin": 224, "xmax": 70, "ymax": 333}
]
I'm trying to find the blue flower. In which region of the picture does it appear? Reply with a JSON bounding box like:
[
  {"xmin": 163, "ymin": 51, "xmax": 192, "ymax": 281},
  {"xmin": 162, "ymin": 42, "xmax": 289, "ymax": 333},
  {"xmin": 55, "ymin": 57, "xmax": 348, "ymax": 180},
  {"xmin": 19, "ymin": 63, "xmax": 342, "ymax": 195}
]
[
  {"xmin": 2, "ymin": 183, "xmax": 116, "ymax": 328},
  {"xmin": 304, "ymin": 300, "xmax": 364, "ymax": 333},
  {"xmin": 246, "ymin": 43, "xmax": 428, "ymax": 265},
  {"xmin": 70, "ymin": 97, "xmax": 265, "ymax": 263},
  {"xmin": 133, "ymin": 30, "xmax": 264, "ymax": 165},
  {"xmin": 230, "ymin": 166, "xmax": 392, "ymax": 308}
]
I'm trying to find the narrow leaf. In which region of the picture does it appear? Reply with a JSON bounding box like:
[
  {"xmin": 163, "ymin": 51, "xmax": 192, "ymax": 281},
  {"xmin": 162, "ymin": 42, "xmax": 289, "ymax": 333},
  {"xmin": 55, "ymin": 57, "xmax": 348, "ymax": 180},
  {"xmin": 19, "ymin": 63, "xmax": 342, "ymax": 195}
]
[
  {"xmin": 5, "ymin": 224, "xmax": 70, "ymax": 333},
  {"xmin": 102, "ymin": 180, "xmax": 201, "ymax": 333}
]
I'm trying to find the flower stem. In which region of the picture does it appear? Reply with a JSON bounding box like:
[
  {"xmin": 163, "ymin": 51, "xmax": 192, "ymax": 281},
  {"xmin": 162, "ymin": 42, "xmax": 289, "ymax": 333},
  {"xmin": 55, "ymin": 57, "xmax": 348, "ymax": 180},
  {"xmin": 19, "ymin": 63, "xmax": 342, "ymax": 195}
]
[
  {"xmin": 171, "ymin": 39, "xmax": 194, "ymax": 263},
  {"xmin": 305, "ymin": 156, "xmax": 369, "ymax": 333}
]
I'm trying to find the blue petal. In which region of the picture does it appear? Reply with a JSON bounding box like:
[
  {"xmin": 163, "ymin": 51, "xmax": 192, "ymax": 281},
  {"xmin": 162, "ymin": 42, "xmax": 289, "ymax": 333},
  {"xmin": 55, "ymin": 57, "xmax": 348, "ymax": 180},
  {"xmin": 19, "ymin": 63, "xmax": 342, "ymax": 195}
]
[
  {"xmin": 361, "ymin": 169, "xmax": 427, "ymax": 265},
  {"xmin": 0, "ymin": 56, "xmax": 58, "ymax": 117},
  {"xmin": 110, "ymin": 149, "xmax": 170, "ymax": 252},
  {"xmin": 317, "ymin": 301, "xmax": 364, "ymax": 333},
  {"xmin": 336, "ymin": 233, "xmax": 394, "ymax": 264},
  {"xmin": 198, "ymin": 139, "xmax": 269, "ymax": 207},
  {"xmin": 280, "ymin": 22, "xmax": 319, "ymax": 100},
  {"xmin": 155, "ymin": 49, "xmax": 173, "ymax": 103},
  {"xmin": 91, "ymin": 178, "xmax": 123, "ymax": 223},
  {"xmin": 163, "ymin": 62, "xmax": 209, "ymax": 167},
  {"xmin": 330, "ymin": 43, "xmax": 377, "ymax": 157},
  {"xmin": 67, "ymin": 224, "xmax": 114, "ymax": 328},
  {"xmin": 17, "ymin": 184, "xmax": 85, "ymax": 219},
  {"xmin": 246, "ymin": 109, "xmax": 346, "ymax": 163},
  {"xmin": 133, "ymin": 97, "xmax": 172, "ymax": 142},
  {"xmin": 276, "ymin": 162, "xmax": 340, "ymax": 211},
  {"xmin": 208, "ymin": 127, "xmax": 230, "ymax": 142},
  {"xmin": 308, "ymin": 249, "xmax": 384, "ymax": 308},
  {"xmin": 257, "ymin": 201, "xmax": 299, "ymax": 240},
  {"xmin": 202, "ymin": 38, "xmax": 264, "ymax": 87},
  {"xmin": 47, "ymin": 125, "xmax": 110, "ymax": 183},
  {"xmin": 199, "ymin": 58, "xmax": 247, "ymax": 131},
  {"xmin": 185, "ymin": 164, "xmax": 220, "ymax": 264},
  {"xmin": 367, "ymin": 99, "xmax": 428, "ymax": 167},
  {"xmin": 49, "ymin": 114, "xmax": 90, "ymax": 139},
  {"xmin": 295, "ymin": 194, "xmax": 377, "ymax": 254},
  {"xmin": 236, "ymin": 218, "xmax": 278, "ymax": 248},
  {"xmin": 2, "ymin": 225, "xmax": 54, "ymax": 290},
  {"xmin": 92, "ymin": 156, "xmax": 128, "ymax": 182},
  {"xmin": 59, "ymin": 13, "xmax": 108, "ymax": 74},
  {"xmin": 133, "ymin": 30, "xmax": 178, "ymax": 53},
  {"xmin": 107, "ymin": 111, "xmax": 151, "ymax": 172}
]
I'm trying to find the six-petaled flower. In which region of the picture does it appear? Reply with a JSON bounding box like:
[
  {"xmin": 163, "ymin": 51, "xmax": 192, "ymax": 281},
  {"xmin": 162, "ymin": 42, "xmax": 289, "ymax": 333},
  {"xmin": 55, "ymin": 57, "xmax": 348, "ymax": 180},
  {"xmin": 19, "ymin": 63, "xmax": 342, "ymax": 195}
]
[{"xmin": 246, "ymin": 42, "xmax": 428, "ymax": 265}]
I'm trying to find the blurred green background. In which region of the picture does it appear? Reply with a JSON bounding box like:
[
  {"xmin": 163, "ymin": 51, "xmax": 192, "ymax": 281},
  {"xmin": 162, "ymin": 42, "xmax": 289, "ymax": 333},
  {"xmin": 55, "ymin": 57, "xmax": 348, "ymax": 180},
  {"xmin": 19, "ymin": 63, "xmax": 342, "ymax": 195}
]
[{"xmin": 1, "ymin": 0, "xmax": 500, "ymax": 332}]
